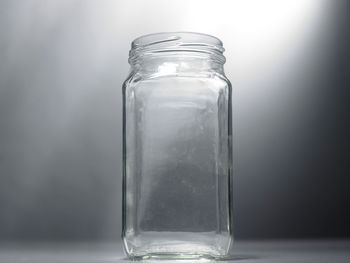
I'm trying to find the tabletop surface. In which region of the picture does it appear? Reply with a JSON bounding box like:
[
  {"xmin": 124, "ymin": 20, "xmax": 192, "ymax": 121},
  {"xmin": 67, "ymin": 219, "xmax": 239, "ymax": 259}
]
[{"xmin": 0, "ymin": 240, "xmax": 349, "ymax": 263}]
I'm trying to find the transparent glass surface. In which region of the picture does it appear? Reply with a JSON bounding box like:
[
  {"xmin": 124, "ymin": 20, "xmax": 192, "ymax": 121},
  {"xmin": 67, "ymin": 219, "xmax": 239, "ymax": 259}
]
[{"xmin": 122, "ymin": 32, "xmax": 233, "ymax": 259}]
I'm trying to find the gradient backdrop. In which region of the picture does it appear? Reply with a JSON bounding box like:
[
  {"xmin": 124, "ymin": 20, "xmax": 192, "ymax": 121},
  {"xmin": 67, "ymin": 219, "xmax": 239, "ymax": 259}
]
[{"xmin": 0, "ymin": 0, "xmax": 349, "ymax": 242}]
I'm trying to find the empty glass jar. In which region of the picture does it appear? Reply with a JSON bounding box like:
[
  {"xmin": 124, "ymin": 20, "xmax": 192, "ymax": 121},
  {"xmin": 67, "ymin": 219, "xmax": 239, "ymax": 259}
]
[{"xmin": 122, "ymin": 32, "xmax": 233, "ymax": 259}]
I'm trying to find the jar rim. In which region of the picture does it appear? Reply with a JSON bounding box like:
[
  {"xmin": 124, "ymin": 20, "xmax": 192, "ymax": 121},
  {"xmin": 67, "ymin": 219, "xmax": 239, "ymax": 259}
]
[{"xmin": 129, "ymin": 32, "xmax": 225, "ymax": 65}]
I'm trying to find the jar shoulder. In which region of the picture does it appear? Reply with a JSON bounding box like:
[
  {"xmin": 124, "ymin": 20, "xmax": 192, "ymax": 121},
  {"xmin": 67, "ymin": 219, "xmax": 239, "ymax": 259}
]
[{"xmin": 123, "ymin": 72, "xmax": 231, "ymax": 93}]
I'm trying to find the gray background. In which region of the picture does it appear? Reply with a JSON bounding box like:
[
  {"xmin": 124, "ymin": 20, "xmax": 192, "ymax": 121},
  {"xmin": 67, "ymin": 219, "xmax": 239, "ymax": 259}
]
[{"xmin": 0, "ymin": 0, "xmax": 349, "ymax": 242}]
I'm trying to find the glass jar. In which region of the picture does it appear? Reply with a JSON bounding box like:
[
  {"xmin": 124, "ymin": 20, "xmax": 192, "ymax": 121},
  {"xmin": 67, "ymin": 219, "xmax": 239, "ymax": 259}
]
[{"xmin": 122, "ymin": 32, "xmax": 233, "ymax": 259}]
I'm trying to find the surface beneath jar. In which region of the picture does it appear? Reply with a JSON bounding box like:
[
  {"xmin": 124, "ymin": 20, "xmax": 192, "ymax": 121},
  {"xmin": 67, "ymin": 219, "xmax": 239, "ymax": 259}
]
[{"xmin": 0, "ymin": 240, "xmax": 349, "ymax": 263}]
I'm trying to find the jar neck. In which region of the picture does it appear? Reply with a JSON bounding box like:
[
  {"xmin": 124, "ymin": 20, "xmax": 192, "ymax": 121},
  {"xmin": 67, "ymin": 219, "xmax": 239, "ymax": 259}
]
[
  {"xmin": 128, "ymin": 32, "xmax": 226, "ymax": 76},
  {"xmin": 131, "ymin": 55, "xmax": 224, "ymax": 76}
]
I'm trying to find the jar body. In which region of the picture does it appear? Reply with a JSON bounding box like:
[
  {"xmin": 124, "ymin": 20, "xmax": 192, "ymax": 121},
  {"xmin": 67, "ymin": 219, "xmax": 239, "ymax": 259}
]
[{"xmin": 122, "ymin": 33, "xmax": 233, "ymax": 259}]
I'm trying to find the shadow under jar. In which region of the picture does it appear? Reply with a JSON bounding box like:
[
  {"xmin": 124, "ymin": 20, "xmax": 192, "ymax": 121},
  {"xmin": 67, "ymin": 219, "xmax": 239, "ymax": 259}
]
[{"xmin": 122, "ymin": 32, "xmax": 233, "ymax": 259}]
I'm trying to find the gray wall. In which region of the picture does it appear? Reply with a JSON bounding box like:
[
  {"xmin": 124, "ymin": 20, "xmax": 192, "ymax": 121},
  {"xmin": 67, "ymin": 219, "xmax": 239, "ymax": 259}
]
[{"xmin": 0, "ymin": 0, "xmax": 349, "ymax": 241}]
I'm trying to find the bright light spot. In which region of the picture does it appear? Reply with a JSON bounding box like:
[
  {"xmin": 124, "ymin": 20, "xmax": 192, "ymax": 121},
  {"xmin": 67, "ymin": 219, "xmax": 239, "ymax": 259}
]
[
  {"xmin": 158, "ymin": 62, "xmax": 178, "ymax": 74},
  {"xmin": 185, "ymin": 0, "xmax": 326, "ymax": 74}
]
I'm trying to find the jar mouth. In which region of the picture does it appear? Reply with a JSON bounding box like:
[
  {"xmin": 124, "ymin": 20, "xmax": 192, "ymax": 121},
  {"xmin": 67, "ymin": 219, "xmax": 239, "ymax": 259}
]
[{"xmin": 129, "ymin": 32, "xmax": 226, "ymax": 65}]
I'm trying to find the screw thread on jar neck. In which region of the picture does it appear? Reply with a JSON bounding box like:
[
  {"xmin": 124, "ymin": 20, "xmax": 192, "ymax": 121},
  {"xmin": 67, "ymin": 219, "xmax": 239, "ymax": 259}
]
[{"xmin": 129, "ymin": 32, "xmax": 226, "ymax": 70}]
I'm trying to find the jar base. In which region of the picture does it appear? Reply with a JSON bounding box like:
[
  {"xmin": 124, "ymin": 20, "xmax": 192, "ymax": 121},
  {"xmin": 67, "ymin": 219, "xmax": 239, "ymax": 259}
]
[{"xmin": 123, "ymin": 233, "xmax": 232, "ymax": 260}]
